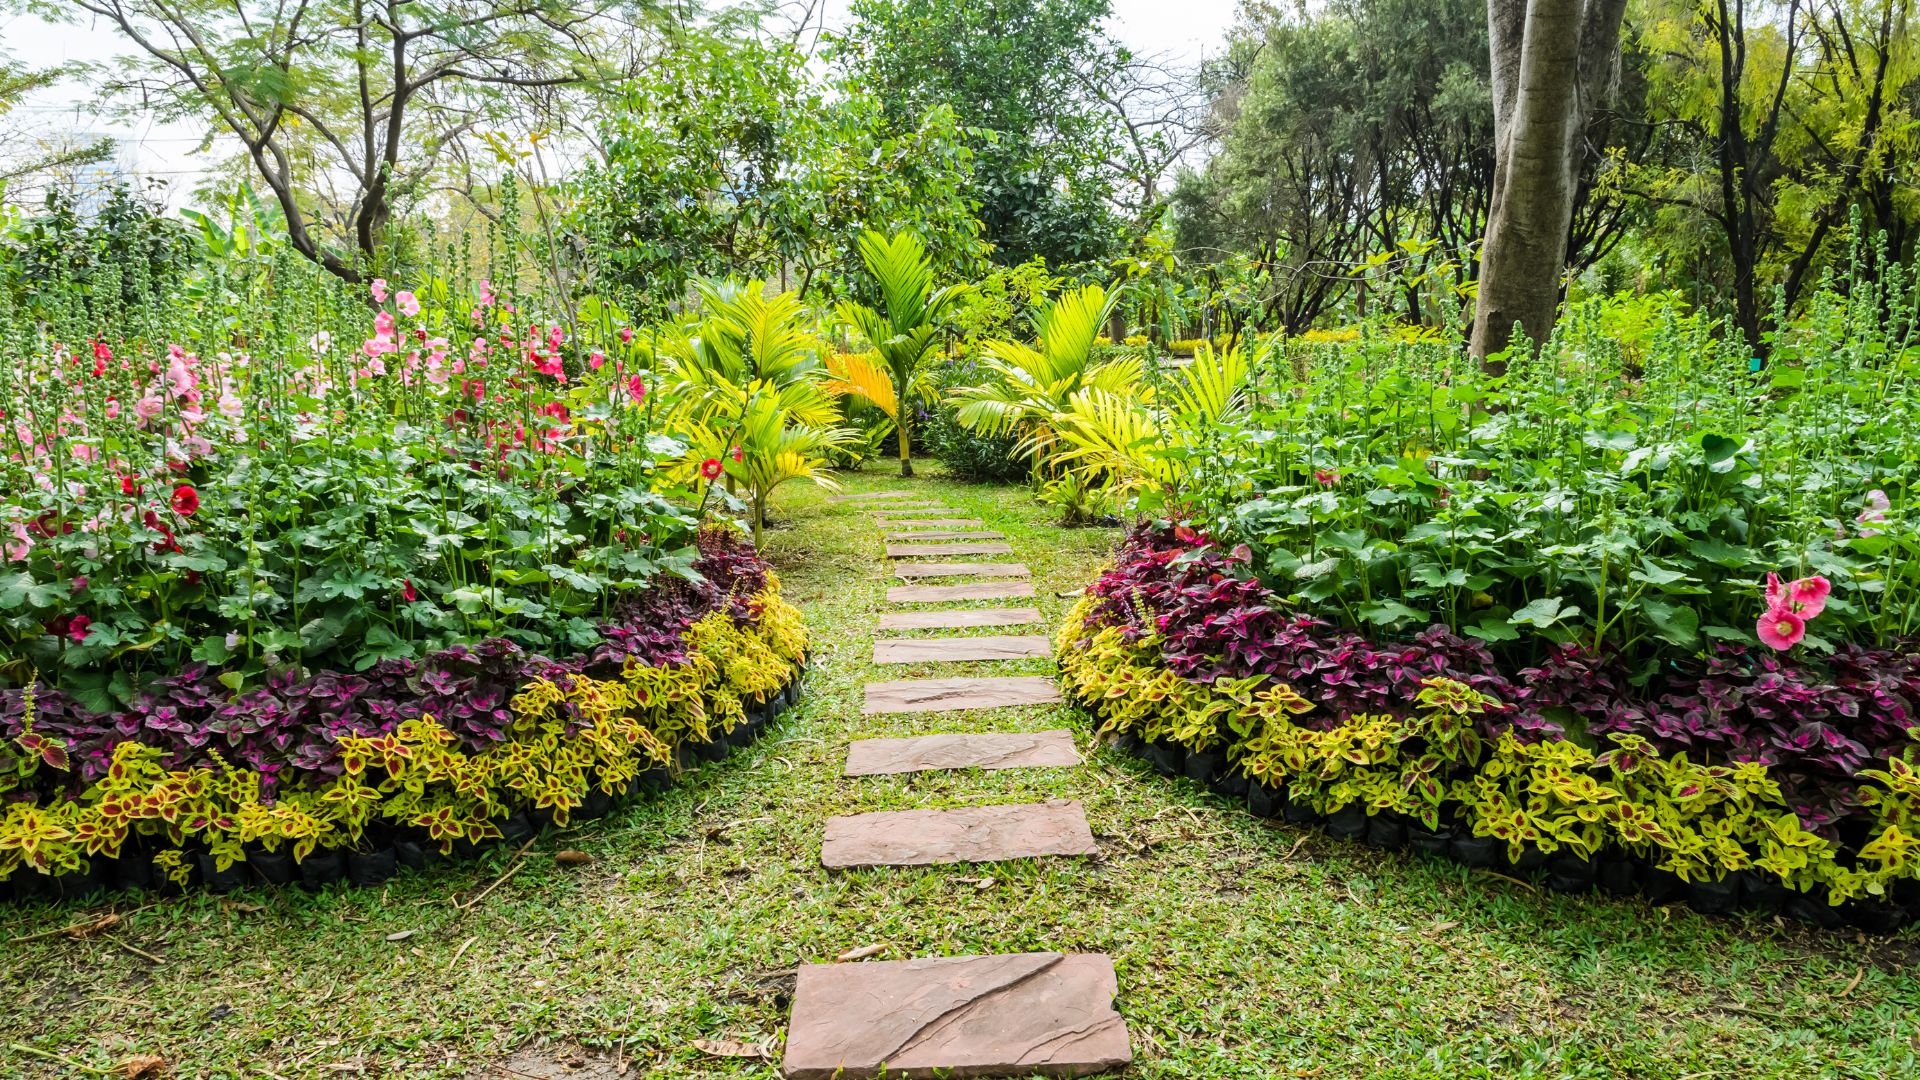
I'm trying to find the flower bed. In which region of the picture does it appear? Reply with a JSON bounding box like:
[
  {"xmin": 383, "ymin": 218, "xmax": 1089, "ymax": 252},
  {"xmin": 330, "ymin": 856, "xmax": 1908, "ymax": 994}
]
[
  {"xmin": 1057, "ymin": 525, "xmax": 1920, "ymax": 932},
  {"xmin": 2, "ymin": 527, "xmax": 807, "ymax": 900}
]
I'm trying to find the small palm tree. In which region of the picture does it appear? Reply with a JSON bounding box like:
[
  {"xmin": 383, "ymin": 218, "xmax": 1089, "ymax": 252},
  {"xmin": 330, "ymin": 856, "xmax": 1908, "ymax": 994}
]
[
  {"xmin": 950, "ymin": 283, "xmax": 1144, "ymax": 472},
  {"xmin": 835, "ymin": 230, "xmax": 971, "ymax": 477},
  {"xmin": 1050, "ymin": 341, "xmax": 1253, "ymax": 502}
]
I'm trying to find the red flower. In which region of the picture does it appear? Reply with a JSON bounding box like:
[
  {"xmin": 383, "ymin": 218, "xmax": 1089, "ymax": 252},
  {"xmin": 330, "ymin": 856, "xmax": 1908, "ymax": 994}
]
[
  {"xmin": 170, "ymin": 484, "xmax": 200, "ymax": 516},
  {"xmin": 402, "ymin": 579, "xmax": 418, "ymax": 603},
  {"xmin": 699, "ymin": 457, "xmax": 724, "ymax": 480},
  {"xmin": 143, "ymin": 510, "xmax": 180, "ymax": 553},
  {"xmin": 67, "ymin": 614, "xmax": 92, "ymax": 644},
  {"xmin": 120, "ymin": 475, "xmax": 142, "ymax": 496},
  {"xmin": 730, "ymin": 444, "xmax": 743, "ymax": 463}
]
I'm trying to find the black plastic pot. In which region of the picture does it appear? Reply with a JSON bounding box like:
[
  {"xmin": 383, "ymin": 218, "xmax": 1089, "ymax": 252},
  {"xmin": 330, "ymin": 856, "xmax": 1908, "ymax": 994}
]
[
  {"xmin": 298, "ymin": 849, "xmax": 346, "ymax": 889},
  {"xmin": 1785, "ymin": 889, "xmax": 1848, "ymax": 929},
  {"xmin": 115, "ymin": 851, "xmax": 156, "ymax": 893},
  {"xmin": 1282, "ymin": 799, "xmax": 1323, "ymax": 826},
  {"xmin": 693, "ymin": 733, "xmax": 731, "ymax": 763},
  {"xmin": 347, "ymin": 846, "xmax": 398, "ymax": 888},
  {"xmin": 498, "ymin": 812, "xmax": 536, "ymax": 846},
  {"xmin": 635, "ymin": 766, "xmax": 672, "ymax": 794},
  {"xmin": 1407, "ymin": 826, "xmax": 1451, "ymax": 858},
  {"xmin": 1506, "ymin": 845, "xmax": 1549, "ymax": 873},
  {"xmin": 1450, "ymin": 834, "xmax": 1500, "ymax": 868},
  {"xmin": 197, "ymin": 852, "xmax": 246, "ymax": 894},
  {"xmin": 1641, "ymin": 867, "xmax": 1685, "ymax": 905},
  {"xmin": 1182, "ymin": 748, "xmax": 1225, "ymax": 786},
  {"xmin": 1209, "ymin": 769, "xmax": 1250, "ymax": 799},
  {"xmin": 1245, "ymin": 782, "xmax": 1283, "ymax": 820},
  {"xmin": 725, "ymin": 719, "xmax": 757, "ymax": 748},
  {"xmin": 1845, "ymin": 900, "xmax": 1909, "ymax": 936},
  {"xmin": 526, "ymin": 806, "xmax": 557, "ymax": 832},
  {"xmin": 1733, "ymin": 870, "xmax": 1786, "ymax": 914},
  {"xmin": 1111, "ymin": 731, "xmax": 1142, "ymax": 757},
  {"xmin": 1545, "ymin": 853, "xmax": 1595, "ymax": 894},
  {"xmin": 1597, "ymin": 858, "xmax": 1638, "ymax": 897},
  {"xmin": 244, "ymin": 849, "xmax": 294, "ymax": 886},
  {"xmin": 1364, "ymin": 814, "xmax": 1407, "ymax": 851},
  {"xmin": 1324, "ymin": 804, "xmax": 1368, "ymax": 842},
  {"xmin": 1145, "ymin": 740, "xmax": 1182, "ymax": 777},
  {"xmin": 577, "ymin": 787, "xmax": 614, "ymax": 821},
  {"xmin": 395, "ymin": 838, "xmax": 439, "ymax": 872},
  {"xmin": 1685, "ymin": 877, "xmax": 1738, "ymax": 916}
]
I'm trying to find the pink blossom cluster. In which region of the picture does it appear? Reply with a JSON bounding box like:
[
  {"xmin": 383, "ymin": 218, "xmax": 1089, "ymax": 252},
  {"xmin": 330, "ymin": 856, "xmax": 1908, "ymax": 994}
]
[{"xmin": 1756, "ymin": 572, "xmax": 1831, "ymax": 650}]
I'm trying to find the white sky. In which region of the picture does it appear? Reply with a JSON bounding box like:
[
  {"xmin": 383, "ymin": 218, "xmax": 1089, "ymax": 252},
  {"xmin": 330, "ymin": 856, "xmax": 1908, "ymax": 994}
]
[{"xmin": 2, "ymin": 0, "xmax": 1239, "ymax": 206}]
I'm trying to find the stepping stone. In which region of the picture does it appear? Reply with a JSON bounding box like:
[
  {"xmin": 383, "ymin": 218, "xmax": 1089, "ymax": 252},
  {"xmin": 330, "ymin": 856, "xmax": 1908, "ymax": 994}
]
[
  {"xmin": 887, "ymin": 582, "xmax": 1036, "ymax": 603},
  {"xmin": 782, "ymin": 952, "xmax": 1131, "ymax": 1079},
  {"xmin": 821, "ymin": 800, "xmax": 1096, "ymax": 868},
  {"xmin": 831, "ymin": 491, "xmax": 924, "ymax": 503},
  {"xmin": 882, "ymin": 518, "xmax": 985, "ymax": 529},
  {"xmin": 895, "ymin": 563, "xmax": 1029, "ymax": 580},
  {"xmin": 873, "ymin": 635, "xmax": 1052, "ymax": 664},
  {"xmin": 845, "ymin": 730, "xmax": 1080, "ymax": 776},
  {"xmin": 884, "ymin": 530, "xmax": 1005, "ymax": 541},
  {"xmin": 864, "ymin": 675, "xmax": 1061, "ymax": 714},
  {"xmin": 876, "ymin": 606, "xmax": 1042, "ymax": 630},
  {"xmin": 886, "ymin": 542, "xmax": 1014, "ymax": 558}
]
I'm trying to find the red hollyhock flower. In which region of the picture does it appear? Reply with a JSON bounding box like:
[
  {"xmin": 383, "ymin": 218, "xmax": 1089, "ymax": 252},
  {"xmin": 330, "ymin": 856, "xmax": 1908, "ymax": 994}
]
[
  {"xmin": 170, "ymin": 484, "xmax": 200, "ymax": 515},
  {"xmin": 730, "ymin": 444, "xmax": 743, "ymax": 462},
  {"xmin": 699, "ymin": 457, "xmax": 723, "ymax": 480},
  {"xmin": 402, "ymin": 579, "xmax": 418, "ymax": 603},
  {"xmin": 66, "ymin": 614, "xmax": 91, "ymax": 643},
  {"xmin": 120, "ymin": 475, "xmax": 142, "ymax": 496},
  {"xmin": 143, "ymin": 510, "xmax": 180, "ymax": 553}
]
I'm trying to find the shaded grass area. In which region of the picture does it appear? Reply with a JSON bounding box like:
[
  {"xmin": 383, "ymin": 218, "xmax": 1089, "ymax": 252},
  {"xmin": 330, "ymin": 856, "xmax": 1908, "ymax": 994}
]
[{"xmin": 4, "ymin": 463, "xmax": 1919, "ymax": 1078}]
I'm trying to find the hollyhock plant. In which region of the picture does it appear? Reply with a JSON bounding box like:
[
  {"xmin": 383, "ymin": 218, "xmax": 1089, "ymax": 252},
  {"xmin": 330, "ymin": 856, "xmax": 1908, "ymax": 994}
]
[
  {"xmin": 170, "ymin": 484, "xmax": 200, "ymax": 516},
  {"xmin": 1757, "ymin": 608, "xmax": 1807, "ymax": 650}
]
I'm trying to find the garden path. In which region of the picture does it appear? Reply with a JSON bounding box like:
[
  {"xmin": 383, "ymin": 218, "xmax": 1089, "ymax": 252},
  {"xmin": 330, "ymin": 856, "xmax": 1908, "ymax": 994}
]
[{"xmin": 780, "ymin": 490, "xmax": 1132, "ymax": 1080}]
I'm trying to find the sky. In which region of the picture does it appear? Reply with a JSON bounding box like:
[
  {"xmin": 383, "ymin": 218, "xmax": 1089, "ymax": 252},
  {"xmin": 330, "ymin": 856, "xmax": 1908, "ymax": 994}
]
[{"xmin": 2, "ymin": 0, "xmax": 1240, "ymax": 205}]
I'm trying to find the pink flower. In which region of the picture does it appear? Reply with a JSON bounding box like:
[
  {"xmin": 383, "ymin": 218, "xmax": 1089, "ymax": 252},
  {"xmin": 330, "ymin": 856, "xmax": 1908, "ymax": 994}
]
[
  {"xmin": 588, "ymin": 351, "xmax": 605, "ymax": 370},
  {"xmin": 397, "ymin": 291, "xmax": 421, "ymax": 317},
  {"xmin": 67, "ymin": 614, "xmax": 92, "ymax": 643},
  {"xmin": 619, "ymin": 326, "xmax": 635, "ymax": 344},
  {"xmin": 1788, "ymin": 576, "xmax": 1830, "ymax": 619},
  {"xmin": 5, "ymin": 521, "xmax": 30, "ymax": 562},
  {"xmin": 1857, "ymin": 489, "xmax": 1891, "ymax": 536},
  {"xmin": 374, "ymin": 311, "xmax": 396, "ymax": 337},
  {"xmin": 625, "ymin": 376, "xmax": 647, "ymax": 404},
  {"xmin": 71, "ymin": 576, "xmax": 88, "ymax": 592},
  {"xmin": 1757, "ymin": 608, "xmax": 1806, "ymax": 651},
  {"xmin": 133, "ymin": 393, "xmax": 163, "ymax": 423},
  {"xmin": 371, "ymin": 278, "xmax": 389, "ymax": 303},
  {"xmin": 1765, "ymin": 572, "xmax": 1786, "ymax": 610},
  {"xmin": 217, "ymin": 392, "xmax": 244, "ymax": 419},
  {"xmin": 478, "ymin": 279, "xmax": 496, "ymax": 307},
  {"xmin": 70, "ymin": 443, "xmax": 98, "ymax": 464},
  {"xmin": 1314, "ymin": 470, "xmax": 1340, "ymax": 486},
  {"xmin": 308, "ymin": 331, "xmax": 333, "ymax": 353}
]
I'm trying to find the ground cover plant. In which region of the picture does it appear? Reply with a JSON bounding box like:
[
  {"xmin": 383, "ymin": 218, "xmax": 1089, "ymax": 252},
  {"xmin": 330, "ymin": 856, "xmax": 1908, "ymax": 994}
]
[
  {"xmin": 1038, "ymin": 248, "xmax": 1920, "ymax": 925},
  {"xmin": 0, "ymin": 215, "xmax": 818, "ymax": 897}
]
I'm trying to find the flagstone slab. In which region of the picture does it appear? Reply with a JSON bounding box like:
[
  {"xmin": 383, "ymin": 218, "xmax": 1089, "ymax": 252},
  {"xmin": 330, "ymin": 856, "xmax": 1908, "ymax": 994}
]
[
  {"xmin": 884, "ymin": 530, "xmax": 1006, "ymax": 541},
  {"xmin": 885, "ymin": 542, "xmax": 1015, "ymax": 558},
  {"xmin": 781, "ymin": 952, "xmax": 1130, "ymax": 1080},
  {"xmin": 863, "ymin": 675, "xmax": 1061, "ymax": 714},
  {"xmin": 874, "ymin": 508, "xmax": 961, "ymax": 520},
  {"xmin": 844, "ymin": 730, "xmax": 1080, "ymax": 776},
  {"xmin": 873, "ymin": 635, "xmax": 1051, "ymax": 664},
  {"xmin": 887, "ymin": 582, "xmax": 1037, "ymax": 603},
  {"xmin": 830, "ymin": 491, "xmax": 925, "ymax": 503},
  {"xmin": 895, "ymin": 562, "xmax": 1030, "ymax": 580},
  {"xmin": 876, "ymin": 606, "xmax": 1042, "ymax": 630},
  {"xmin": 881, "ymin": 519, "xmax": 985, "ymax": 530},
  {"xmin": 821, "ymin": 800, "xmax": 1095, "ymax": 868}
]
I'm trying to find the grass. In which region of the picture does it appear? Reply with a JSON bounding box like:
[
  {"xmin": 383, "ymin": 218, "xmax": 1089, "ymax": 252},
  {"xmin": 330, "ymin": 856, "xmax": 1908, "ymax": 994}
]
[{"xmin": 4, "ymin": 460, "xmax": 1919, "ymax": 1079}]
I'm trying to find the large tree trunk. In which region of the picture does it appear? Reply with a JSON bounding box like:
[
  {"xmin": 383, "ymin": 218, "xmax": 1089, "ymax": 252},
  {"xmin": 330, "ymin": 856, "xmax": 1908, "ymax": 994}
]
[{"xmin": 1472, "ymin": 0, "xmax": 1628, "ymax": 365}]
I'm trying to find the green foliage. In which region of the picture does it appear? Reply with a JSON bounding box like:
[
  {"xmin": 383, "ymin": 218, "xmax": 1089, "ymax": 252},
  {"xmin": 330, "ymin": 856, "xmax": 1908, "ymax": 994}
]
[
  {"xmin": 831, "ymin": 0, "xmax": 1132, "ymax": 266},
  {"xmin": 834, "ymin": 230, "xmax": 972, "ymax": 476}
]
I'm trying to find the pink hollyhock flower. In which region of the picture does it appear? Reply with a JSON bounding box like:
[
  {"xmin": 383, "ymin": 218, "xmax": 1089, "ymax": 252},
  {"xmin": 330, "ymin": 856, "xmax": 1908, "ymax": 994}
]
[
  {"xmin": 218, "ymin": 392, "xmax": 244, "ymax": 418},
  {"xmin": 5, "ymin": 521, "xmax": 30, "ymax": 561},
  {"xmin": 1788, "ymin": 576, "xmax": 1830, "ymax": 618},
  {"xmin": 1757, "ymin": 608, "xmax": 1806, "ymax": 651},
  {"xmin": 619, "ymin": 326, "xmax": 635, "ymax": 344},
  {"xmin": 1857, "ymin": 489, "xmax": 1891, "ymax": 536},
  {"xmin": 1765, "ymin": 572, "xmax": 1786, "ymax": 610},
  {"xmin": 66, "ymin": 614, "xmax": 91, "ymax": 643},
  {"xmin": 371, "ymin": 278, "xmax": 389, "ymax": 303},
  {"xmin": 1314, "ymin": 469, "xmax": 1340, "ymax": 486},
  {"xmin": 588, "ymin": 351, "xmax": 604, "ymax": 370},
  {"xmin": 374, "ymin": 311, "xmax": 396, "ymax": 337},
  {"xmin": 71, "ymin": 575, "xmax": 87, "ymax": 592},
  {"xmin": 479, "ymin": 279, "xmax": 496, "ymax": 307},
  {"xmin": 105, "ymin": 397, "xmax": 121, "ymax": 420},
  {"xmin": 308, "ymin": 331, "xmax": 332, "ymax": 353},
  {"xmin": 700, "ymin": 457, "xmax": 724, "ymax": 480},
  {"xmin": 625, "ymin": 376, "xmax": 647, "ymax": 404},
  {"xmin": 133, "ymin": 393, "xmax": 163, "ymax": 423},
  {"xmin": 396, "ymin": 291, "xmax": 421, "ymax": 317},
  {"xmin": 71, "ymin": 443, "xmax": 98, "ymax": 464}
]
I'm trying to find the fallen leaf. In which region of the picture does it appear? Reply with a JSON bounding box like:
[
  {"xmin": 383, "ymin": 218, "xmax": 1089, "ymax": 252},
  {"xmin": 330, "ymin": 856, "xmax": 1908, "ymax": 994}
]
[
  {"xmin": 554, "ymin": 850, "xmax": 594, "ymax": 866},
  {"xmin": 1839, "ymin": 966, "xmax": 1864, "ymax": 997},
  {"xmin": 835, "ymin": 943, "xmax": 888, "ymax": 962},
  {"xmin": 384, "ymin": 929, "xmax": 418, "ymax": 942},
  {"xmin": 692, "ymin": 1039, "xmax": 764, "ymax": 1059},
  {"xmin": 119, "ymin": 1054, "xmax": 167, "ymax": 1079},
  {"xmin": 974, "ymin": 876, "xmax": 996, "ymax": 890},
  {"xmin": 1429, "ymin": 921, "xmax": 1460, "ymax": 933}
]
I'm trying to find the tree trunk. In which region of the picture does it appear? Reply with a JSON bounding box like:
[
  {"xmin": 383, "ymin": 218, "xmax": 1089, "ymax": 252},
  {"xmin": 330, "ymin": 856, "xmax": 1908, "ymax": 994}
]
[
  {"xmin": 1472, "ymin": 0, "xmax": 1627, "ymax": 366},
  {"xmin": 899, "ymin": 413, "xmax": 914, "ymax": 478}
]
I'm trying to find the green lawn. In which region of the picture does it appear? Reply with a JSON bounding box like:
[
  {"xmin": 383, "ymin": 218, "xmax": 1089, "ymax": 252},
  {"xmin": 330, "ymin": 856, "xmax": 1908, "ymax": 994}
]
[{"xmin": 4, "ymin": 463, "xmax": 1918, "ymax": 1079}]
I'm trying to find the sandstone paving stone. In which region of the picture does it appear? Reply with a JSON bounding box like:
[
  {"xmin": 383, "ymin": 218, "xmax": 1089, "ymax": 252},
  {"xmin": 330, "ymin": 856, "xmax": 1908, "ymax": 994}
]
[
  {"xmin": 880, "ymin": 518, "xmax": 985, "ymax": 530},
  {"xmin": 886, "ymin": 582, "xmax": 1036, "ymax": 603},
  {"xmin": 863, "ymin": 675, "xmax": 1060, "ymax": 714},
  {"xmin": 872, "ymin": 635, "xmax": 1051, "ymax": 664},
  {"xmin": 885, "ymin": 542, "xmax": 1015, "ymax": 558},
  {"xmin": 844, "ymin": 730, "xmax": 1080, "ymax": 776},
  {"xmin": 883, "ymin": 530, "xmax": 1006, "ymax": 541},
  {"xmin": 830, "ymin": 491, "xmax": 925, "ymax": 503},
  {"xmin": 820, "ymin": 800, "xmax": 1096, "ymax": 868},
  {"xmin": 894, "ymin": 562, "xmax": 1030, "ymax": 580},
  {"xmin": 875, "ymin": 607, "xmax": 1041, "ymax": 630},
  {"xmin": 781, "ymin": 952, "xmax": 1131, "ymax": 1080}
]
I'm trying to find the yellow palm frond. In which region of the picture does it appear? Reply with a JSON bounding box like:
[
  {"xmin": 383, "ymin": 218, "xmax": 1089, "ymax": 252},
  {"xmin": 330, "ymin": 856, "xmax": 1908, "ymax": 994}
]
[{"xmin": 824, "ymin": 351, "xmax": 899, "ymax": 420}]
